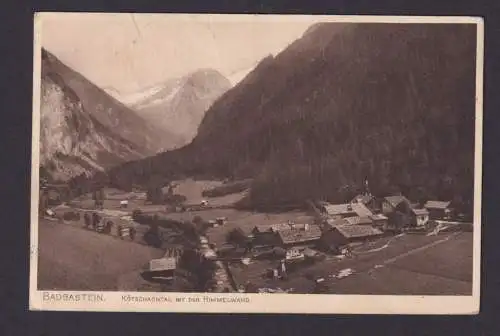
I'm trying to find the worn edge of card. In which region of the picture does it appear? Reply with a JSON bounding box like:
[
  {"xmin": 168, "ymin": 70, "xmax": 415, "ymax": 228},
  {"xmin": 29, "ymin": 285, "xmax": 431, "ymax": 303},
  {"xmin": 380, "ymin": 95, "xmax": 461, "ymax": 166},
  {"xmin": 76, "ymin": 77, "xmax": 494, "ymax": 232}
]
[{"xmin": 29, "ymin": 13, "xmax": 484, "ymax": 314}]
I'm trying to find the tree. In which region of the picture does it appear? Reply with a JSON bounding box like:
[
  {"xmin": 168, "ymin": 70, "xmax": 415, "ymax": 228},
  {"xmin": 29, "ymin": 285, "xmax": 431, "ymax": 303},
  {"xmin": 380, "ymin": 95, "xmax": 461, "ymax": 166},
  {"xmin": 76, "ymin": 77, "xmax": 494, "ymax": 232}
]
[
  {"xmin": 146, "ymin": 185, "xmax": 163, "ymax": 204},
  {"xmin": 144, "ymin": 222, "xmax": 162, "ymax": 248},
  {"xmin": 226, "ymin": 228, "xmax": 247, "ymax": 246},
  {"xmin": 39, "ymin": 190, "xmax": 49, "ymax": 216}
]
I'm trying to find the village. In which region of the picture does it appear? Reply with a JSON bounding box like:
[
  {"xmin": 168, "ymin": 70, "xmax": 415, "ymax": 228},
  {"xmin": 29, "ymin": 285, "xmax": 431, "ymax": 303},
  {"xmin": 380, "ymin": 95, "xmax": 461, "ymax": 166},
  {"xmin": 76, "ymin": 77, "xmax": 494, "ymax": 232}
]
[{"xmin": 38, "ymin": 178, "xmax": 474, "ymax": 295}]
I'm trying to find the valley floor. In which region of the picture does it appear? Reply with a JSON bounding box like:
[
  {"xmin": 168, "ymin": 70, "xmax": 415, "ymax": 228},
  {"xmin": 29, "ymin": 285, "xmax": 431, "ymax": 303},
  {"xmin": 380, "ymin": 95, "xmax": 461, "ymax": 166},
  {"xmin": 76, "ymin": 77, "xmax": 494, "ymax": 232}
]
[
  {"xmin": 36, "ymin": 179, "xmax": 474, "ymax": 295},
  {"xmin": 229, "ymin": 231, "xmax": 473, "ymax": 295}
]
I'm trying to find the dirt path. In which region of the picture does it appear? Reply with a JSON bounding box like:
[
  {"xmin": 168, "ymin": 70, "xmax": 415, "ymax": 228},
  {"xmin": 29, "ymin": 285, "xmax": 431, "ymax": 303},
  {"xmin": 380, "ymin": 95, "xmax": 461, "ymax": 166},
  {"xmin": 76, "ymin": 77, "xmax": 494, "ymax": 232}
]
[
  {"xmin": 380, "ymin": 232, "xmax": 461, "ymax": 266},
  {"xmin": 37, "ymin": 218, "xmax": 164, "ymax": 291}
]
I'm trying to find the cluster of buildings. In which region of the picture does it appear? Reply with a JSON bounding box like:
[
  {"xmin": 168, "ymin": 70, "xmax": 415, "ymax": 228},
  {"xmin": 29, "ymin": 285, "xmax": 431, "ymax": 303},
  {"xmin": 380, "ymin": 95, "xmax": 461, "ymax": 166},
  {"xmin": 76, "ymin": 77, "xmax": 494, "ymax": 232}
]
[{"xmin": 232, "ymin": 184, "xmax": 456, "ymax": 259}]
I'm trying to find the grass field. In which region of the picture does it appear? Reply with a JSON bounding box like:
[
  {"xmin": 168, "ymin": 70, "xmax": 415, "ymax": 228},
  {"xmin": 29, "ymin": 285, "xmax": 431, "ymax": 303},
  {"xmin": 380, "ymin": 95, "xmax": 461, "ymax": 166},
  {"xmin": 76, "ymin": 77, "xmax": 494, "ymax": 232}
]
[
  {"xmin": 37, "ymin": 218, "xmax": 164, "ymax": 291},
  {"xmin": 228, "ymin": 232, "xmax": 473, "ymax": 295}
]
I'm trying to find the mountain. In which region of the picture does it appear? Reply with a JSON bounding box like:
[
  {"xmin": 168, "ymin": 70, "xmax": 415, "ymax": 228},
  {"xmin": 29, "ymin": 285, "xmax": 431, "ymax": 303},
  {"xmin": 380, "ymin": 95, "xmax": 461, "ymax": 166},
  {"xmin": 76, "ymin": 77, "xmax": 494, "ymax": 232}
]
[
  {"xmin": 39, "ymin": 49, "xmax": 180, "ymax": 181},
  {"xmin": 126, "ymin": 69, "xmax": 232, "ymax": 145},
  {"xmin": 106, "ymin": 23, "xmax": 478, "ymax": 211}
]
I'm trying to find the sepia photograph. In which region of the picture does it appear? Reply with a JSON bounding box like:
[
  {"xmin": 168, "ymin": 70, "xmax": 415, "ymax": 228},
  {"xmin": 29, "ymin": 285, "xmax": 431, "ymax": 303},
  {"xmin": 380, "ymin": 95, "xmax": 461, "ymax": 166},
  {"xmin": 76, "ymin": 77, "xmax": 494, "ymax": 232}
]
[{"xmin": 30, "ymin": 13, "xmax": 483, "ymax": 314}]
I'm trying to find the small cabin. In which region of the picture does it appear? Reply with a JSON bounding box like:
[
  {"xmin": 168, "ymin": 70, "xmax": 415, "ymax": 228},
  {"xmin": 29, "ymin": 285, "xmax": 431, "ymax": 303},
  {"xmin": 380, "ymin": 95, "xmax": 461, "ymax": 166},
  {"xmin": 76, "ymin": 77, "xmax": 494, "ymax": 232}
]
[
  {"xmin": 424, "ymin": 201, "xmax": 452, "ymax": 220},
  {"xmin": 410, "ymin": 208, "xmax": 430, "ymax": 227},
  {"xmin": 146, "ymin": 257, "xmax": 177, "ymax": 281}
]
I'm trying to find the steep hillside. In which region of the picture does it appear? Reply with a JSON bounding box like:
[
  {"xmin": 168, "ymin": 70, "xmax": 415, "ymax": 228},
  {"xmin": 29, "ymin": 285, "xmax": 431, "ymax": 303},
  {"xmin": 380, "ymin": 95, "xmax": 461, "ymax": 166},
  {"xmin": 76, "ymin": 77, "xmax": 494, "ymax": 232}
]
[
  {"xmin": 107, "ymin": 23, "xmax": 478, "ymax": 211},
  {"xmin": 39, "ymin": 49, "xmax": 179, "ymax": 181},
  {"xmin": 128, "ymin": 69, "xmax": 232, "ymax": 145},
  {"xmin": 41, "ymin": 49, "xmax": 181, "ymax": 153}
]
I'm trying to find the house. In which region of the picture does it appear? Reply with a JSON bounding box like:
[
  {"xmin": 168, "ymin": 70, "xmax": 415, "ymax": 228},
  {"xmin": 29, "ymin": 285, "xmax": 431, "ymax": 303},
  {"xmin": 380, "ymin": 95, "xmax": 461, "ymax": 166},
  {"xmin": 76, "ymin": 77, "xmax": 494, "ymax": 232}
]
[
  {"xmin": 350, "ymin": 194, "xmax": 379, "ymax": 212},
  {"xmin": 320, "ymin": 224, "xmax": 383, "ymax": 253},
  {"xmin": 410, "ymin": 208, "xmax": 430, "ymax": 227},
  {"xmin": 424, "ymin": 201, "xmax": 453, "ymax": 220},
  {"xmin": 381, "ymin": 195, "xmax": 412, "ymax": 215},
  {"xmin": 370, "ymin": 213, "xmax": 389, "ymax": 230},
  {"xmin": 319, "ymin": 202, "xmax": 373, "ymax": 219},
  {"xmin": 277, "ymin": 224, "xmax": 322, "ymax": 249},
  {"xmin": 285, "ymin": 248, "xmax": 305, "ymax": 261},
  {"xmin": 343, "ymin": 216, "xmax": 373, "ymax": 226},
  {"xmin": 251, "ymin": 225, "xmax": 282, "ymax": 247},
  {"xmin": 146, "ymin": 253, "xmax": 178, "ymax": 280}
]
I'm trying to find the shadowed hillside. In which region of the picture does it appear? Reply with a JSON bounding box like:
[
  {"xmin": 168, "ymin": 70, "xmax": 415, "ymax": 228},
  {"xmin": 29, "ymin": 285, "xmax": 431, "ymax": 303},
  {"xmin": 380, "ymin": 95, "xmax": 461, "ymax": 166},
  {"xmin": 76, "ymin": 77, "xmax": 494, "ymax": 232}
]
[{"xmin": 104, "ymin": 23, "xmax": 477, "ymax": 211}]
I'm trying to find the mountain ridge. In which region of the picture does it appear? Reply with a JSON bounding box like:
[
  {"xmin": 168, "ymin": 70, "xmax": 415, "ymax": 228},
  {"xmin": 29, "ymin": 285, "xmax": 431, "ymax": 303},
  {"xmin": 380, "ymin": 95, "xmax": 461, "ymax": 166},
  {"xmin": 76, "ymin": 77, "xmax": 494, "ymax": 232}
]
[
  {"xmin": 103, "ymin": 23, "xmax": 477, "ymax": 212},
  {"xmin": 127, "ymin": 68, "xmax": 232, "ymax": 145},
  {"xmin": 40, "ymin": 49, "xmax": 182, "ymax": 181}
]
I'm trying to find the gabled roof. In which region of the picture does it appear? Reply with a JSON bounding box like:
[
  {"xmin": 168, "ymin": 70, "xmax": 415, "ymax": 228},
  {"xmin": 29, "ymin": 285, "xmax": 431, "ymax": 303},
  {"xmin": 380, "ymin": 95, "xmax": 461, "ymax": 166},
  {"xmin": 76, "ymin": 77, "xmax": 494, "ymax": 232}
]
[
  {"xmin": 277, "ymin": 225, "xmax": 322, "ymax": 245},
  {"xmin": 384, "ymin": 195, "xmax": 410, "ymax": 208},
  {"xmin": 424, "ymin": 201, "xmax": 452, "ymax": 209},
  {"xmin": 326, "ymin": 218, "xmax": 348, "ymax": 227},
  {"xmin": 335, "ymin": 224, "xmax": 383, "ymax": 239},
  {"xmin": 149, "ymin": 257, "xmax": 177, "ymax": 271},
  {"xmin": 343, "ymin": 216, "xmax": 373, "ymax": 226},
  {"xmin": 370, "ymin": 214, "xmax": 388, "ymax": 221},
  {"xmin": 411, "ymin": 208, "xmax": 429, "ymax": 216},
  {"xmin": 323, "ymin": 202, "xmax": 373, "ymax": 217}
]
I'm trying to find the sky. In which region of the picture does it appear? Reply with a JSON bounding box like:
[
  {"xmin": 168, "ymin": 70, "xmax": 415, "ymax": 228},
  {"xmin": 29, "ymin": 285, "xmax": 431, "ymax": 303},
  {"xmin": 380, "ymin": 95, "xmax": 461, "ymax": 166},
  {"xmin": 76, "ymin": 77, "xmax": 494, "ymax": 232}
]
[{"xmin": 40, "ymin": 14, "xmax": 323, "ymax": 95}]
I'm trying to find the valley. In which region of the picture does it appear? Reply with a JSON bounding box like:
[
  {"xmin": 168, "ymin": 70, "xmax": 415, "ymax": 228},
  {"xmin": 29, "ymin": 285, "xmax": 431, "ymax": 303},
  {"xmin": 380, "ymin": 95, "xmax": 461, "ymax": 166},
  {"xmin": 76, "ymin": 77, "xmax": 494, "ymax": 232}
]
[{"xmin": 36, "ymin": 19, "xmax": 478, "ymax": 298}]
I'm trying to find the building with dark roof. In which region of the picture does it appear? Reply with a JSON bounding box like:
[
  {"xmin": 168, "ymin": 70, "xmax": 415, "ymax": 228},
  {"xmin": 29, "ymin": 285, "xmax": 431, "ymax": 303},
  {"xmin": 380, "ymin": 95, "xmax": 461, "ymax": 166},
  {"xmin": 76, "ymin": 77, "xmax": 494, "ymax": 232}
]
[
  {"xmin": 424, "ymin": 200, "xmax": 453, "ymax": 219},
  {"xmin": 319, "ymin": 202, "xmax": 373, "ymax": 219},
  {"xmin": 381, "ymin": 195, "xmax": 412, "ymax": 215},
  {"xmin": 319, "ymin": 224, "xmax": 384, "ymax": 253},
  {"xmin": 276, "ymin": 224, "xmax": 322, "ymax": 248}
]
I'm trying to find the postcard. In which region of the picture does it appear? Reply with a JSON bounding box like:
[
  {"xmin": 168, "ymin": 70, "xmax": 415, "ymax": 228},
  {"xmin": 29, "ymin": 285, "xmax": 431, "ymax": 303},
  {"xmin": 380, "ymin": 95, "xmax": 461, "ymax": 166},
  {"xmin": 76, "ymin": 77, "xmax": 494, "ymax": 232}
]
[{"xmin": 30, "ymin": 13, "xmax": 483, "ymax": 314}]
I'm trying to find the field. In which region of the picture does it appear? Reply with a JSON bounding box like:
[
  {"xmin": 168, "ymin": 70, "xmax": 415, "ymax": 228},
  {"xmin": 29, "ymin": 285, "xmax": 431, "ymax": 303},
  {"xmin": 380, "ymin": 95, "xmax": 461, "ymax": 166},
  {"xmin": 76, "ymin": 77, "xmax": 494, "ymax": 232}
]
[
  {"xmin": 40, "ymin": 179, "xmax": 473, "ymax": 295},
  {"xmin": 68, "ymin": 179, "xmax": 247, "ymax": 213},
  {"xmin": 228, "ymin": 232, "xmax": 473, "ymax": 295},
  {"xmin": 37, "ymin": 218, "xmax": 164, "ymax": 291}
]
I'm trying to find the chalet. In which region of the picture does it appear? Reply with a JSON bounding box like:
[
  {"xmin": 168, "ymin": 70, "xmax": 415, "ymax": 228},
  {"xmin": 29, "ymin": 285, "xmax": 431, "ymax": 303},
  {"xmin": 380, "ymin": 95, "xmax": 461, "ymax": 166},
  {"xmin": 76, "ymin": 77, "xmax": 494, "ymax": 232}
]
[
  {"xmin": 251, "ymin": 225, "xmax": 283, "ymax": 247},
  {"xmin": 320, "ymin": 224, "xmax": 383, "ymax": 253},
  {"xmin": 343, "ymin": 216, "xmax": 373, "ymax": 226},
  {"xmin": 424, "ymin": 201, "xmax": 453, "ymax": 220},
  {"xmin": 370, "ymin": 213, "xmax": 389, "ymax": 230},
  {"xmin": 410, "ymin": 208, "xmax": 429, "ymax": 227},
  {"xmin": 381, "ymin": 195, "xmax": 412, "ymax": 215},
  {"xmin": 285, "ymin": 248, "xmax": 305, "ymax": 262},
  {"xmin": 146, "ymin": 247, "xmax": 182, "ymax": 280},
  {"xmin": 276, "ymin": 224, "xmax": 322, "ymax": 249},
  {"xmin": 319, "ymin": 202, "xmax": 373, "ymax": 220},
  {"xmin": 350, "ymin": 194, "xmax": 379, "ymax": 212}
]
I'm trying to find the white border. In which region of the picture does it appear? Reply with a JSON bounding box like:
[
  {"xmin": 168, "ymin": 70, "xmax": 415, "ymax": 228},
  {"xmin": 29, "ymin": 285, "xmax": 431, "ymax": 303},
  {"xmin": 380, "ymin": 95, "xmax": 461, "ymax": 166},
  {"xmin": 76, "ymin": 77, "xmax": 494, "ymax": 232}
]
[{"xmin": 30, "ymin": 13, "xmax": 484, "ymax": 314}]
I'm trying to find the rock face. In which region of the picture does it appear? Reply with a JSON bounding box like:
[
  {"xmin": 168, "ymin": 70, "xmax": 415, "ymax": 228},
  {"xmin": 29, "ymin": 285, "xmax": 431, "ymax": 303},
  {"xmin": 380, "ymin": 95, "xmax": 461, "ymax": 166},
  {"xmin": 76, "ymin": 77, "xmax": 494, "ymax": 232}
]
[
  {"xmin": 128, "ymin": 69, "xmax": 232, "ymax": 145},
  {"xmin": 39, "ymin": 49, "xmax": 178, "ymax": 181},
  {"xmin": 107, "ymin": 23, "xmax": 478, "ymax": 210}
]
